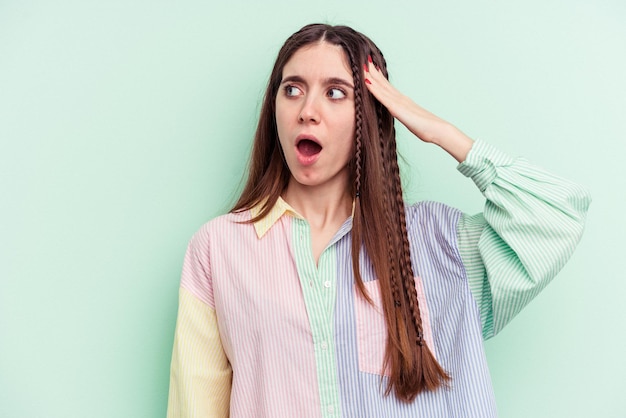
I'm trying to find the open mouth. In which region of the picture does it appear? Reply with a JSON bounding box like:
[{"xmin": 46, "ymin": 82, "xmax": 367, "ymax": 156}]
[{"xmin": 296, "ymin": 138, "xmax": 323, "ymax": 157}]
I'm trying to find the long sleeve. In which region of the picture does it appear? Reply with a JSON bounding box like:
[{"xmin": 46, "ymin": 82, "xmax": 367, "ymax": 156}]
[
  {"xmin": 167, "ymin": 231, "xmax": 232, "ymax": 418},
  {"xmin": 456, "ymin": 140, "xmax": 591, "ymax": 339}
]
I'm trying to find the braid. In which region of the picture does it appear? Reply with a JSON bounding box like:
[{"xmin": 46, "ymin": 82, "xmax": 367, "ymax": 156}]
[
  {"xmin": 347, "ymin": 47, "xmax": 363, "ymax": 198},
  {"xmin": 345, "ymin": 43, "xmax": 371, "ymax": 304},
  {"xmin": 377, "ymin": 105, "xmax": 403, "ymax": 311},
  {"xmin": 369, "ymin": 49, "xmax": 424, "ymax": 344},
  {"xmin": 376, "ymin": 50, "xmax": 402, "ymax": 309},
  {"xmin": 370, "ymin": 52, "xmax": 450, "ymax": 398},
  {"xmin": 386, "ymin": 131, "xmax": 425, "ymax": 346}
]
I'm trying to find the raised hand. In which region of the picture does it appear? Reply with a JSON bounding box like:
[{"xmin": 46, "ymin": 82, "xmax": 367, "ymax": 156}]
[{"xmin": 363, "ymin": 57, "xmax": 474, "ymax": 163}]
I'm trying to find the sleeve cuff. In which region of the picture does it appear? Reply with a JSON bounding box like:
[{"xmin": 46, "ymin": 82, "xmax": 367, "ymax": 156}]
[{"xmin": 456, "ymin": 140, "xmax": 515, "ymax": 192}]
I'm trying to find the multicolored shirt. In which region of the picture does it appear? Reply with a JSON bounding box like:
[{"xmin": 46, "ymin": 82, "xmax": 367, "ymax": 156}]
[{"xmin": 166, "ymin": 140, "xmax": 591, "ymax": 417}]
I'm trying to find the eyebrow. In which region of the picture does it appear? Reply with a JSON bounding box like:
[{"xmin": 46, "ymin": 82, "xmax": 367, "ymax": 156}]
[{"xmin": 280, "ymin": 75, "xmax": 354, "ymax": 89}]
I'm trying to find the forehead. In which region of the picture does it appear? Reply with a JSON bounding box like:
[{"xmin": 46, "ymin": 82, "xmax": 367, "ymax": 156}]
[{"xmin": 282, "ymin": 42, "xmax": 352, "ymax": 79}]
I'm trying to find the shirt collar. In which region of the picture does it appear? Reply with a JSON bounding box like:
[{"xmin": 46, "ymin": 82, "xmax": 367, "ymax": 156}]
[
  {"xmin": 252, "ymin": 196, "xmax": 304, "ymax": 238},
  {"xmin": 252, "ymin": 196, "xmax": 357, "ymax": 239}
]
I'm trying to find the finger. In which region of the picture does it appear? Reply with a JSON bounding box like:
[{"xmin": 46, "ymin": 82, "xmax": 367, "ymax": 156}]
[
  {"xmin": 365, "ymin": 61, "xmax": 389, "ymax": 91},
  {"xmin": 362, "ymin": 59, "xmax": 372, "ymax": 87}
]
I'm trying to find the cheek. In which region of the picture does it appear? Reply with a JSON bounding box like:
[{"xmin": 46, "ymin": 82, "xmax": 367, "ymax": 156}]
[
  {"xmin": 337, "ymin": 112, "xmax": 356, "ymax": 150},
  {"xmin": 274, "ymin": 102, "xmax": 284, "ymax": 131},
  {"xmin": 334, "ymin": 129, "xmax": 355, "ymax": 163},
  {"xmin": 274, "ymin": 104, "xmax": 289, "ymax": 145}
]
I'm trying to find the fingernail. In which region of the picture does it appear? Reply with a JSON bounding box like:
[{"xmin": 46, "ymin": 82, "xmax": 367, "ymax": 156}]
[
  {"xmin": 365, "ymin": 79, "xmax": 371, "ymax": 85},
  {"xmin": 368, "ymin": 55, "xmax": 373, "ymax": 63},
  {"xmin": 363, "ymin": 63, "xmax": 369, "ymax": 72}
]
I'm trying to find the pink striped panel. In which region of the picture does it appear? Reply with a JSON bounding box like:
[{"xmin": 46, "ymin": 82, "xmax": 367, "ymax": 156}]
[
  {"xmin": 354, "ymin": 276, "xmax": 435, "ymax": 376},
  {"xmin": 182, "ymin": 212, "xmax": 322, "ymax": 417}
]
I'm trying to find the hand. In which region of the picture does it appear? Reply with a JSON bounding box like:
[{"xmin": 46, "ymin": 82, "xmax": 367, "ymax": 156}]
[{"xmin": 363, "ymin": 58, "xmax": 474, "ymax": 163}]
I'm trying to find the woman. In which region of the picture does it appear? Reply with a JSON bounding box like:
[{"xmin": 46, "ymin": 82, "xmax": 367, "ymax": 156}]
[{"xmin": 167, "ymin": 24, "xmax": 590, "ymax": 417}]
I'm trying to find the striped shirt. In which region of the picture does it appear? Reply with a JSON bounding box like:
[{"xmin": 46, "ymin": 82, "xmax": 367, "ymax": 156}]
[{"xmin": 166, "ymin": 140, "xmax": 591, "ymax": 418}]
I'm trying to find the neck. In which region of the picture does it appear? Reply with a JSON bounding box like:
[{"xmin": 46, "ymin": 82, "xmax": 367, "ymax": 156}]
[{"xmin": 282, "ymin": 178, "xmax": 352, "ymax": 230}]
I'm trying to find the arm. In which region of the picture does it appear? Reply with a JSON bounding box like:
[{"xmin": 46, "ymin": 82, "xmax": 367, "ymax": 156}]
[
  {"xmin": 363, "ymin": 60, "xmax": 473, "ymax": 163},
  {"xmin": 456, "ymin": 141, "xmax": 591, "ymax": 338},
  {"xmin": 167, "ymin": 232, "xmax": 232, "ymax": 417},
  {"xmin": 364, "ymin": 63, "xmax": 591, "ymax": 338}
]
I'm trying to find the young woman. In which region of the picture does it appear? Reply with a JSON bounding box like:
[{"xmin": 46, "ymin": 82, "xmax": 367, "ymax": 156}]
[{"xmin": 167, "ymin": 24, "xmax": 590, "ymax": 417}]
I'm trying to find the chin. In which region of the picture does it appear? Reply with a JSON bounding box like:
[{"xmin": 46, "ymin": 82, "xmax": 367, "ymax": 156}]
[
  {"xmin": 292, "ymin": 177, "xmax": 321, "ymax": 188},
  {"xmin": 287, "ymin": 170, "xmax": 320, "ymax": 186}
]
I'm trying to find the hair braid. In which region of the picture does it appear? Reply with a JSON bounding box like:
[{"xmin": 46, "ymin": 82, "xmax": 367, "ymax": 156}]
[
  {"xmin": 376, "ymin": 104, "xmax": 410, "ymax": 383},
  {"xmin": 376, "ymin": 105, "xmax": 403, "ymax": 310},
  {"xmin": 347, "ymin": 48, "xmax": 363, "ymax": 198},
  {"xmin": 386, "ymin": 134, "xmax": 424, "ymax": 345},
  {"xmin": 370, "ymin": 50, "xmax": 424, "ymax": 343},
  {"xmin": 369, "ymin": 51, "xmax": 450, "ymax": 396},
  {"xmin": 370, "ymin": 60, "xmax": 405, "ymax": 313},
  {"xmin": 382, "ymin": 86, "xmax": 450, "ymax": 396},
  {"xmin": 387, "ymin": 123, "xmax": 422, "ymax": 329},
  {"xmin": 344, "ymin": 43, "xmax": 371, "ymax": 303}
]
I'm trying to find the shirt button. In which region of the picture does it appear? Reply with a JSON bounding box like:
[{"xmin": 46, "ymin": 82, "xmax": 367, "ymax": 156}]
[
  {"xmin": 327, "ymin": 405, "xmax": 334, "ymax": 414},
  {"xmin": 324, "ymin": 280, "xmax": 331, "ymax": 288},
  {"xmin": 320, "ymin": 341, "xmax": 328, "ymax": 350}
]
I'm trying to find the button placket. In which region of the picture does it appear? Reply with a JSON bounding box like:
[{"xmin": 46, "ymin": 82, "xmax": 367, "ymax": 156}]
[{"xmin": 292, "ymin": 218, "xmax": 341, "ymax": 418}]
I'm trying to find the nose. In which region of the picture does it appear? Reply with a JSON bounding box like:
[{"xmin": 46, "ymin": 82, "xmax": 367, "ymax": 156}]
[{"xmin": 298, "ymin": 96, "xmax": 320, "ymax": 124}]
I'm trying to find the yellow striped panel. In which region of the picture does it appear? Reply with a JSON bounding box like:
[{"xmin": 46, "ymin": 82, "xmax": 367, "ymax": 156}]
[{"xmin": 167, "ymin": 287, "xmax": 231, "ymax": 418}]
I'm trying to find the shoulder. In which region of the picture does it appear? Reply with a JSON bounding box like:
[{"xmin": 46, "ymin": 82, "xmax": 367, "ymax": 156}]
[
  {"xmin": 405, "ymin": 201, "xmax": 463, "ymax": 230},
  {"xmin": 188, "ymin": 210, "xmax": 254, "ymax": 249},
  {"xmin": 405, "ymin": 201, "xmax": 463, "ymax": 250}
]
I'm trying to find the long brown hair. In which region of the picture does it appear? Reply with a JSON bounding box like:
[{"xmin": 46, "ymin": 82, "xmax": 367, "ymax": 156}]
[{"xmin": 232, "ymin": 23, "xmax": 449, "ymax": 401}]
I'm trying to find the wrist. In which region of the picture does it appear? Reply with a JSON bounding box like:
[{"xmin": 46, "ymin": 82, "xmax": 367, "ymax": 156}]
[{"xmin": 433, "ymin": 124, "xmax": 474, "ymax": 163}]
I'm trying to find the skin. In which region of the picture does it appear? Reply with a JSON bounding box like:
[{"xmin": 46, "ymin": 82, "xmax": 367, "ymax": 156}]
[
  {"xmin": 276, "ymin": 41, "xmax": 475, "ymax": 263},
  {"xmin": 363, "ymin": 60, "xmax": 474, "ymax": 163},
  {"xmin": 276, "ymin": 42, "xmax": 356, "ymax": 262}
]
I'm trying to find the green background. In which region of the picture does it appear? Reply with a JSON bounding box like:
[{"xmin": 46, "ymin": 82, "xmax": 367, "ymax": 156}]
[{"xmin": 1, "ymin": 1, "xmax": 624, "ymax": 416}]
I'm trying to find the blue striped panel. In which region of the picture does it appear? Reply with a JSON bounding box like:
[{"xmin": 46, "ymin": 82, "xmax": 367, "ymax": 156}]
[{"xmin": 334, "ymin": 201, "xmax": 497, "ymax": 417}]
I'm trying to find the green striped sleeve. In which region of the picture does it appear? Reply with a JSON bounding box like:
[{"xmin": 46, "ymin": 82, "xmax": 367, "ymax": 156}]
[{"xmin": 456, "ymin": 140, "xmax": 591, "ymax": 339}]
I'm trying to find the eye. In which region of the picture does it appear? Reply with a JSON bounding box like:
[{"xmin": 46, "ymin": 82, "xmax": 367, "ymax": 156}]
[
  {"xmin": 327, "ymin": 88, "xmax": 346, "ymax": 100},
  {"xmin": 284, "ymin": 85, "xmax": 303, "ymax": 97}
]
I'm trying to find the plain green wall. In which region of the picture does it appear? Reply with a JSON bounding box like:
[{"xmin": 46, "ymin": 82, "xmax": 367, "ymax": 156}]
[{"xmin": 1, "ymin": 1, "xmax": 625, "ymax": 416}]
